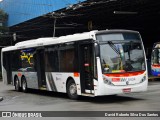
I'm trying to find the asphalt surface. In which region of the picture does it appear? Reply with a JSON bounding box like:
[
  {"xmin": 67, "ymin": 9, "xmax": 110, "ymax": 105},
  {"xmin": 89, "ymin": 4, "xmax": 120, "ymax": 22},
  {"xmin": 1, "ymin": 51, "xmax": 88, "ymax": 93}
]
[{"xmin": 0, "ymin": 80, "xmax": 160, "ymax": 120}]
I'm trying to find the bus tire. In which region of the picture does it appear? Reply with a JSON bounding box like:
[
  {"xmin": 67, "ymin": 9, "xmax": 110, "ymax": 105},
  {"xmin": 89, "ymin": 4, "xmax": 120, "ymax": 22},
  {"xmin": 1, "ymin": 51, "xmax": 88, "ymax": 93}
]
[
  {"xmin": 67, "ymin": 79, "xmax": 78, "ymax": 100},
  {"xmin": 22, "ymin": 77, "xmax": 27, "ymax": 93},
  {"xmin": 15, "ymin": 77, "xmax": 21, "ymax": 91}
]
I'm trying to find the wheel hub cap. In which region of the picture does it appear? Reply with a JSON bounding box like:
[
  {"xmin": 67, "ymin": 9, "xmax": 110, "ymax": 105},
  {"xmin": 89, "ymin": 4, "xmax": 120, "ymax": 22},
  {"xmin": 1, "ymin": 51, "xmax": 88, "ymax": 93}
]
[{"xmin": 69, "ymin": 84, "xmax": 77, "ymax": 95}]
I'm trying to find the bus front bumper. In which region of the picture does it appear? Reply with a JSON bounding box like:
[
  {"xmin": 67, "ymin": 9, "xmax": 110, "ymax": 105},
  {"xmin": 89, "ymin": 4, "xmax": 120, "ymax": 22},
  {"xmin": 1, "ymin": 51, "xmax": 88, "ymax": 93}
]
[{"xmin": 95, "ymin": 80, "xmax": 148, "ymax": 96}]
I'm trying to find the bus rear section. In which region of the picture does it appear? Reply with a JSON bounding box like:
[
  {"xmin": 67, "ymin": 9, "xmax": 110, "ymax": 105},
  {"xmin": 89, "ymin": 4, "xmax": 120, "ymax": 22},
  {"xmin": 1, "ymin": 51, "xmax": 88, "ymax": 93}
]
[{"xmin": 1, "ymin": 51, "xmax": 12, "ymax": 85}]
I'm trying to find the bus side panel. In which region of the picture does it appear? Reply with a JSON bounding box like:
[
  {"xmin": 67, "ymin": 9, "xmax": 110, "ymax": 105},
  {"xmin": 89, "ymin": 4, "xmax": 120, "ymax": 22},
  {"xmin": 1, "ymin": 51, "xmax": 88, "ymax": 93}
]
[
  {"xmin": 45, "ymin": 72, "xmax": 81, "ymax": 95},
  {"xmin": 24, "ymin": 72, "xmax": 39, "ymax": 89},
  {"xmin": 12, "ymin": 71, "xmax": 39, "ymax": 89}
]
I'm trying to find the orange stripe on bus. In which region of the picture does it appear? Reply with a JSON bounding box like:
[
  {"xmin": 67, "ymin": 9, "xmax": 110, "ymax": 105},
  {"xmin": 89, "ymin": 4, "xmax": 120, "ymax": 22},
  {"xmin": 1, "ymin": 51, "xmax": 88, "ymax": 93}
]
[
  {"xmin": 152, "ymin": 65, "xmax": 160, "ymax": 68},
  {"xmin": 74, "ymin": 72, "xmax": 79, "ymax": 77},
  {"xmin": 104, "ymin": 71, "xmax": 145, "ymax": 77}
]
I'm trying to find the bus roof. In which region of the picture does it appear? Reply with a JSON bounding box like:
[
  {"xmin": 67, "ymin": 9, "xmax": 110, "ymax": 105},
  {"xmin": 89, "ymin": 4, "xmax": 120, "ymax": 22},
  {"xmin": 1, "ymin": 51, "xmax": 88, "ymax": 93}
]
[{"xmin": 2, "ymin": 29, "xmax": 139, "ymax": 52}]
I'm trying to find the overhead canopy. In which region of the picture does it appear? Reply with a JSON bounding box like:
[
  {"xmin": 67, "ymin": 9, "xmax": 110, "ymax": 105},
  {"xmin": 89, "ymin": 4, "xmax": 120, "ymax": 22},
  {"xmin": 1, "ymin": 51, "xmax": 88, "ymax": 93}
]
[{"xmin": 7, "ymin": 0, "xmax": 160, "ymax": 52}]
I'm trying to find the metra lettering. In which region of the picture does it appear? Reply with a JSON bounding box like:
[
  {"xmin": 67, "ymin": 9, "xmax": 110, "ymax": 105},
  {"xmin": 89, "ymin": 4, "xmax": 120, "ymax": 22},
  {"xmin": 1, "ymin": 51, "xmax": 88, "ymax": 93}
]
[{"xmin": 121, "ymin": 78, "xmax": 135, "ymax": 82}]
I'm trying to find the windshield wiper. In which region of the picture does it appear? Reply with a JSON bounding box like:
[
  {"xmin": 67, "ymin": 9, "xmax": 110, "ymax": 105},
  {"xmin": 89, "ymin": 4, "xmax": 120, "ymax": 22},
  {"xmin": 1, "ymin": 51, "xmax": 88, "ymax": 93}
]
[{"xmin": 108, "ymin": 41, "xmax": 121, "ymax": 55}]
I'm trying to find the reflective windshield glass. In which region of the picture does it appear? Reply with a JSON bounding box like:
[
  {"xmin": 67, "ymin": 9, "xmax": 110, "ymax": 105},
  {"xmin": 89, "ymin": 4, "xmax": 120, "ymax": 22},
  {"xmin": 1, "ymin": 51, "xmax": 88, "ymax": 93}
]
[
  {"xmin": 97, "ymin": 32, "xmax": 145, "ymax": 73},
  {"xmin": 151, "ymin": 49, "xmax": 160, "ymax": 65},
  {"xmin": 151, "ymin": 43, "xmax": 160, "ymax": 65},
  {"xmin": 97, "ymin": 32, "xmax": 140, "ymax": 41}
]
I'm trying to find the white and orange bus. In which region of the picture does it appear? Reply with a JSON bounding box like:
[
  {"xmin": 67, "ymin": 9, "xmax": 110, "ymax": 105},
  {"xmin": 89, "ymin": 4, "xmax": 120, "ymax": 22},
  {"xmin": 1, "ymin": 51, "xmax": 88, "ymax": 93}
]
[
  {"xmin": 1, "ymin": 29, "xmax": 148, "ymax": 99},
  {"xmin": 151, "ymin": 42, "xmax": 160, "ymax": 76}
]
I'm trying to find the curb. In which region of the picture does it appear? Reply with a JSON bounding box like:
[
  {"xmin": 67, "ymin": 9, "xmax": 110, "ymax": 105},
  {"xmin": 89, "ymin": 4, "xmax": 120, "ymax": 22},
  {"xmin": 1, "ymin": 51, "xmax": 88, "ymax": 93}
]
[{"xmin": 0, "ymin": 97, "xmax": 3, "ymax": 102}]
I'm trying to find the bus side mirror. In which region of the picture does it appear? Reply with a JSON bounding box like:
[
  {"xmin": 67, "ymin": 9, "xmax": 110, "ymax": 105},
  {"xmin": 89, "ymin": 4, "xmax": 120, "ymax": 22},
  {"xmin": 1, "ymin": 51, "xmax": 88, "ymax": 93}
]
[{"xmin": 95, "ymin": 43, "xmax": 100, "ymax": 57}]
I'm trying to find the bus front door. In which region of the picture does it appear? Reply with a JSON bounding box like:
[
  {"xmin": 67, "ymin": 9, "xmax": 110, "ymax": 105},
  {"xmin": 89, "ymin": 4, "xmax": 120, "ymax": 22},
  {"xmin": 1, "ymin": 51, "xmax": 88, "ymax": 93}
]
[
  {"xmin": 36, "ymin": 49, "xmax": 46, "ymax": 89},
  {"xmin": 79, "ymin": 43, "xmax": 94, "ymax": 94}
]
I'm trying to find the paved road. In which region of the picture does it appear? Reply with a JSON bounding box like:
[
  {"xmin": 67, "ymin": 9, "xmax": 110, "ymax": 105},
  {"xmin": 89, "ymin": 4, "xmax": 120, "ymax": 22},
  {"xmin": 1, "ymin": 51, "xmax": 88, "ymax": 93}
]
[{"xmin": 0, "ymin": 80, "xmax": 160, "ymax": 120}]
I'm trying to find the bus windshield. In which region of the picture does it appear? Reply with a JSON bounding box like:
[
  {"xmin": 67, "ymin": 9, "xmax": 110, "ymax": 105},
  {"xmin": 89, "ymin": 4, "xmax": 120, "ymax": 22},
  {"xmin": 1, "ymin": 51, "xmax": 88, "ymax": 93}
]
[
  {"xmin": 97, "ymin": 33, "xmax": 145, "ymax": 73},
  {"xmin": 151, "ymin": 43, "xmax": 160, "ymax": 65}
]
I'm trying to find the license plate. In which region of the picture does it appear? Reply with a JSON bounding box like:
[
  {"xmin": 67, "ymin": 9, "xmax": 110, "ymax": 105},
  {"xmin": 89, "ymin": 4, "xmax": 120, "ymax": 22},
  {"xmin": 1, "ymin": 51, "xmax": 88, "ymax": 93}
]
[{"xmin": 123, "ymin": 88, "xmax": 131, "ymax": 93}]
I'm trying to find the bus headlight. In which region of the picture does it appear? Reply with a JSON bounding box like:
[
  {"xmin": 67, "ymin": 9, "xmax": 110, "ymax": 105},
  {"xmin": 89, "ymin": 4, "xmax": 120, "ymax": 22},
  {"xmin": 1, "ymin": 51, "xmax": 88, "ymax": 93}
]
[
  {"xmin": 140, "ymin": 75, "xmax": 146, "ymax": 83},
  {"xmin": 103, "ymin": 75, "xmax": 114, "ymax": 85}
]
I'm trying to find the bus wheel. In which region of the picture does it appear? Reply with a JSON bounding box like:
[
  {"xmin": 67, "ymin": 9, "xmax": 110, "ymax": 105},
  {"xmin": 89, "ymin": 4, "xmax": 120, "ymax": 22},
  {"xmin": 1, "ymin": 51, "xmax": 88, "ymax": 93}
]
[
  {"xmin": 15, "ymin": 77, "xmax": 21, "ymax": 91},
  {"xmin": 22, "ymin": 77, "xmax": 27, "ymax": 93},
  {"xmin": 67, "ymin": 80, "xmax": 78, "ymax": 100}
]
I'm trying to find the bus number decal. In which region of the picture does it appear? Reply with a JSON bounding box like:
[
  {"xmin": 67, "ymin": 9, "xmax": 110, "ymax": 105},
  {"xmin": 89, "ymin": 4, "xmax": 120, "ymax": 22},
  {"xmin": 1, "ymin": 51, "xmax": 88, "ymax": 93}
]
[
  {"xmin": 112, "ymin": 78, "xmax": 120, "ymax": 82},
  {"xmin": 112, "ymin": 78, "xmax": 136, "ymax": 82}
]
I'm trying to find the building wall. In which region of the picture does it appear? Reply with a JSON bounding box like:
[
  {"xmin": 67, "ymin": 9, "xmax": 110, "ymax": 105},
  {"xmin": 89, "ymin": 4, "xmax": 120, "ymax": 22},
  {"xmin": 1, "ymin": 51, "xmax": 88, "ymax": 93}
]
[{"xmin": 0, "ymin": 0, "xmax": 85, "ymax": 27}]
